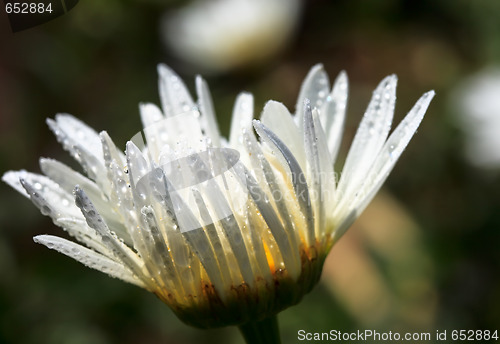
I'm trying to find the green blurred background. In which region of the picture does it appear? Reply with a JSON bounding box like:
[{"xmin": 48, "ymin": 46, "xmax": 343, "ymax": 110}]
[{"xmin": 1, "ymin": 0, "xmax": 499, "ymax": 343}]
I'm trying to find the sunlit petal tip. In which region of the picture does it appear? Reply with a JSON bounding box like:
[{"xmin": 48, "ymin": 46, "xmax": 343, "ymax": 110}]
[
  {"xmin": 336, "ymin": 69, "xmax": 348, "ymax": 80},
  {"xmin": 157, "ymin": 63, "xmax": 169, "ymax": 76},
  {"xmin": 2, "ymin": 170, "xmax": 28, "ymax": 197},
  {"xmin": 332, "ymin": 70, "xmax": 348, "ymax": 92}
]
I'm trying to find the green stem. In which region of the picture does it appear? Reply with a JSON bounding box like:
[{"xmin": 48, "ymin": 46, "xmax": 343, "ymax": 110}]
[{"xmin": 238, "ymin": 315, "xmax": 281, "ymax": 344}]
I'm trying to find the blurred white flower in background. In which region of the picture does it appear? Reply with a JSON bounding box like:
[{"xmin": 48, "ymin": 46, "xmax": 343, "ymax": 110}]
[
  {"xmin": 162, "ymin": 0, "xmax": 302, "ymax": 74},
  {"xmin": 452, "ymin": 67, "xmax": 500, "ymax": 169}
]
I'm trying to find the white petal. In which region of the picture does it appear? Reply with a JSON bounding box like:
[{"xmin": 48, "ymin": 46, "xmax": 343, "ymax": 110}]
[
  {"xmin": 304, "ymin": 105, "xmax": 337, "ymax": 237},
  {"xmin": 140, "ymin": 102, "xmax": 164, "ymax": 127},
  {"xmin": 244, "ymin": 203, "xmax": 273, "ymax": 280},
  {"xmin": 241, "ymin": 129, "xmax": 301, "ymax": 267},
  {"xmin": 47, "ymin": 115, "xmax": 107, "ymax": 190},
  {"xmin": 157, "ymin": 65, "xmax": 205, "ymax": 151},
  {"xmin": 229, "ymin": 92, "xmax": 254, "ymax": 149},
  {"xmin": 39, "ymin": 158, "xmax": 105, "ymax": 211},
  {"xmin": 191, "ymin": 192, "xmax": 240, "ymax": 287},
  {"xmin": 137, "ymin": 207, "xmax": 193, "ymax": 300},
  {"xmin": 261, "ymin": 100, "xmax": 306, "ymax": 171},
  {"xmin": 54, "ymin": 217, "xmax": 113, "ymax": 257},
  {"xmin": 321, "ymin": 71, "xmax": 348, "ymax": 163},
  {"xmin": 50, "ymin": 114, "xmax": 103, "ymax": 163},
  {"xmin": 34, "ymin": 235, "xmax": 146, "ymax": 288},
  {"xmin": 74, "ymin": 187, "xmax": 149, "ymax": 285},
  {"xmin": 138, "ymin": 103, "xmax": 168, "ymax": 162},
  {"xmin": 335, "ymin": 91, "xmax": 435, "ymax": 238},
  {"xmin": 231, "ymin": 159, "xmax": 301, "ymax": 279},
  {"xmin": 126, "ymin": 141, "xmax": 150, "ymax": 190},
  {"xmin": 2, "ymin": 170, "xmax": 29, "ymax": 197},
  {"xmin": 336, "ymin": 75, "xmax": 397, "ymax": 207},
  {"xmin": 195, "ymin": 169, "xmax": 258, "ymax": 286},
  {"xmin": 4, "ymin": 170, "xmax": 114, "ymax": 257},
  {"xmin": 295, "ymin": 64, "xmax": 330, "ymax": 130},
  {"xmin": 196, "ymin": 75, "xmax": 222, "ymax": 146},
  {"xmin": 40, "ymin": 157, "xmax": 129, "ymax": 239},
  {"xmin": 100, "ymin": 131, "xmax": 126, "ymax": 167},
  {"xmin": 356, "ymin": 91, "xmax": 434, "ymax": 214},
  {"xmin": 253, "ymin": 120, "xmax": 315, "ymax": 248},
  {"xmin": 8, "ymin": 171, "xmax": 83, "ymax": 220},
  {"xmin": 157, "ymin": 64, "xmax": 195, "ymax": 117}
]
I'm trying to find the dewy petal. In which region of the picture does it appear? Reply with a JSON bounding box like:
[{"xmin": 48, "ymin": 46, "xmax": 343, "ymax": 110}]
[
  {"xmin": 352, "ymin": 91, "xmax": 435, "ymax": 214},
  {"xmin": 334, "ymin": 91, "xmax": 435, "ymax": 239},
  {"xmin": 231, "ymin": 161, "xmax": 301, "ymax": 279},
  {"xmin": 157, "ymin": 65, "xmax": 205, "ymax": 151},
  {"xmin": 295, "ymin": 64, "xmax": 330, "ymax": 131},
  {"xmin": 177, "ymin": 197, "xmax": 227, "ymax": 297},
  {"xmin": 241, "ymin": 128, "xmax": 303, "ymax": 277},
  {"xmin": 3, "ymin": 168, "xmax": 112, "ymax": 256},
  {"xmin": 189, "ymin": 161, "xmax": 257, "ymax": 284},
  {"xmin": 138, "ymin": 102, "xmax": 167, "ymax": 162},
  {"xmin": 303, "ymin": 101, "xmax": 325, "ymax": 238},
  {"xmin": 74, "ymin": 186, "xmax": 149, "ymax": 287},
  {"xmin": 241, "ymin": 128, "xmax": 301, "ymax": 258},
  {"xmin": 40, "ymin": 158, "xmax": 101, "ymax": 198},
  {"xmin": 320, "ymin": 71, "xmax": 348, "ymax": 163},
  {"xmin": 138, "ymin": 206, "xmax": 190, "ymax": 301},
  {"xmin": 5, "ymin": 171, "xmax": 83, "ymax": 220},
  {"xmin": 40, "ymin": 156, "xmax": 131, "ymax": 243},
  {"xmin": 303, "ymin": 103, "xmax": 337, "ymax": 237},
  {"xmin": 191, "ymin": 190, "xmax": 239, "ymax": 288},
  {"xmin": 253, "ymin": 120, "xmax": 315, "ymax": 249},
  {"xmin": 48, "ymin": 114, "xmax": 104, "ymax": 163},
  {"xmin": 40, "ymin": 158, "xmax": 110, "ymax": 218},
  {"xmin": 33, "ymin": 235, "xmax": 146, "ymax": 288},
  {"xmin": 158, "ymin": 64, "xmax": 196, "ymax": 117},
  {"xmin": 229, "ymin": 92, "xmax": 254, "ymax": 150},
  {"xmin": 126, "ymin": 141, "xmax": 151, "ymax": 190},
  {"xmin": 100, "ymin": 131, "xmax": 127, "ymax": 172},
  {"xmin": 261, "ymin": 100, "xmax": 307, "ymax": 171},
  {"xmin": 2, "ymin": 170, "xmax": 29, "ymax": 197},
  {"xmin": 196, "ymin": 75, "xmax": 222, "ymax": 147},
  {"xmin": 336, "ymin": 75, "xmax": 397, "ymax": 207},
  {"xmin": 133, "ymin": 167, "xmax": 201, "ymax": 301},
  {"xmin": 55, "ymin": 217, "xmax": 113, "ymax": 257},
  {"xmin": 46, "ymin": 114, "xmax": 107, "ymax": 188}
]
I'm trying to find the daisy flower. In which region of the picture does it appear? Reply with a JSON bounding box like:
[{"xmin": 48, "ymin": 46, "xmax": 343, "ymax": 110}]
[
  {"xmin": 2, "ymin": 64, "xmax": 434, "ymax": 343},
  {"xmin": 162, "ymin": 0, "xmax": 302, "ymax": 73}
]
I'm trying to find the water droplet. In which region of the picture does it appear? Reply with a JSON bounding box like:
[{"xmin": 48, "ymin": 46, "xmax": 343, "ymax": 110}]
[{"xmin": 41, "ymin": 205, "xmax": 52, "ymax": 216}]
